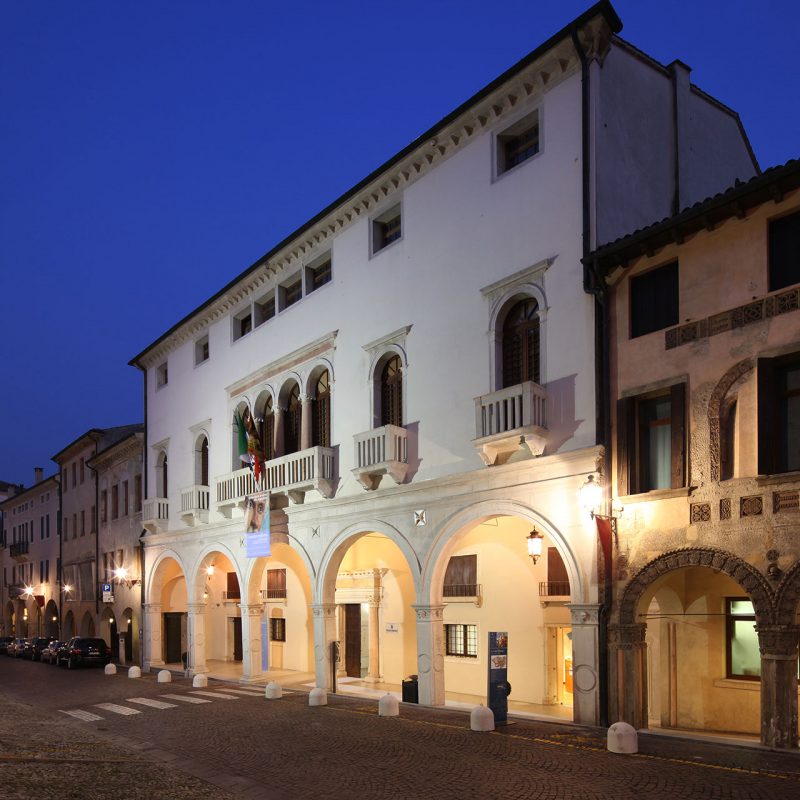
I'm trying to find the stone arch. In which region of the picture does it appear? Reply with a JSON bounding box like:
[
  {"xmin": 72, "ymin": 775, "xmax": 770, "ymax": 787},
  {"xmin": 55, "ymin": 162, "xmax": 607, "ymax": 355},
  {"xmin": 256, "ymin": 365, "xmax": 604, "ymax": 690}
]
[
  {"xmin": 243, "ymin": 526, "xmax": 316, "ymax": 605},
  {"xmin": 618, "ymin": 546, "xmax": 774, "ymax": 627},
  {"xmin": 190, "ymin": 542, "xmax": 243, "ymax": 605},
  {"xmin": 230, "ymin": 398, "xmax": 251, "ymax": 470},
  {"xmin": 316, "ymin": 520, "xmax": 422, "ymax": 603},
  {"xmin": 303, "ymin": 358, "xmax": 335, "ymax": 398},
  {"xmin": 773, "ymin": 560, "xmax": 800, "ymax": 626},
  {"xmin": 708, "ymin": 358, "xmax": 753, "ymax": 481},
  {"xmin": 193, "ymin": 430, "xmax": 210, "ymax": 486},
  {"xmin": 421, "ymin": 499, "xmax": 584, "ymax": 605},
  {"xmin": 44, "ymin": 599, "xmax": 59, "ymax": 638},
  {"xmin": 80, "ymin": 610, "xmax": 95, "ymax": 637},
  {"xmin": 147, "ymin": 550, "xmax": 189, "ymax": 606},
  {"xmin": 277, "ymin": 373, "xmax": 303, "ymax": 406}
]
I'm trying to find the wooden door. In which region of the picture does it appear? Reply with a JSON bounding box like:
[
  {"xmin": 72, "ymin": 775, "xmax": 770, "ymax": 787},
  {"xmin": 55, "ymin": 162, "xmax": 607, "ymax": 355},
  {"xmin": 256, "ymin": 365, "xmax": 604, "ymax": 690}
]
[
  {"xmin": 344, "ymin": 604, "xmax": 361, "ymax": 678},
  {"xmin": 164, "ymin": 613, "xmax": 182, "ymax": 664},
  {"xmin": 233, "ymin": 617, "xmax": 243, "ymax": 662}
]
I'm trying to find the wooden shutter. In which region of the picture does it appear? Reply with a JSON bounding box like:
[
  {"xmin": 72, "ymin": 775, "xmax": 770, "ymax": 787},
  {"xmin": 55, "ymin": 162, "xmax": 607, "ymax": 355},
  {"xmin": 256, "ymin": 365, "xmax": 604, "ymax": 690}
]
[
  {"xmin": 226, "ymin": 571, "xmax": 240, "ymax": 600},
  {"xmin": 443, "ymin": 555, "xmax": 477, "ymax": 595},
  {"xmin": 617, "ymin": 396, "xmax": 636, "ymax": 496},
  {"xmin": 757, "ymin": 358, "xmax": 775, "ymax": 475},
  {"xmin": 670, "ymin": 382, "xmax": 687, "ymax": 489}
]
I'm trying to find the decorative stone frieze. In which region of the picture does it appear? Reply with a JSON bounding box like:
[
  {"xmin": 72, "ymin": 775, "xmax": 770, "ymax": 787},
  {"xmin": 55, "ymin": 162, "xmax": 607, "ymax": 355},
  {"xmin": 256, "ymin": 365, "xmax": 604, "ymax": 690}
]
[
  {"xmin": 740, "ymin": 495, "xmax": 763, "ymax": 517},
  {"xmin": 756, "ymin": 624, "xmax": 800, "ymax": 657},
  {"xmin": 690, "ymin": 503, "xmax": 711, "ymax": 523}
]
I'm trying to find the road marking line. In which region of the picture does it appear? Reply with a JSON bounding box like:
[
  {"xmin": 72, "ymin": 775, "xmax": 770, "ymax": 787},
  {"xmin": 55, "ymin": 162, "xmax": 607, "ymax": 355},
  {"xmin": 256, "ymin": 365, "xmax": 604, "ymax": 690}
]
[
  {"xmin": 190, "ymin": 691, "xmax": 239, "ymax": 700},
  {"xmin": 126, "ymin": 697, "xmax": 177, "ymax": 710},
  {"xmin": 59, "ymin": 709, "xmax": 104, "ymax": 722},
  {"xmin": 220, "ymin": 688, "xmax": 267, "ymax": 696},
  {"xmin": 94, "ymin": 703, "xmax": 141, "ymax": 716},
  {"xmin": 159, "ymin": 693, "xmax": 211, "ymax": 704}
]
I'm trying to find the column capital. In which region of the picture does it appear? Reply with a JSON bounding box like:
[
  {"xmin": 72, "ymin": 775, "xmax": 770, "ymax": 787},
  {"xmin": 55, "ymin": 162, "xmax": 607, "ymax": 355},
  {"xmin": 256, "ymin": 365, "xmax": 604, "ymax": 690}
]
[
  {"xmin": 757, "ymin": 624, "xmax": 800, "ymax": 658},
  {"xmin": 412, "ymin": 604, "xmax": 445, "ymax": 622},
  {"xmin": 238, "ymin": 603, "xmax": 265, "ymax": 617},
  {"xmin": 568, "ymin": 603, "xmax": 601, "ymax": 626},
  {"xmin": 143, "ymin": 603, "xmax": 162, "ymax": 613},
  {"xmin": 187, "ymin": 603, "xmax": 207, "ymax": 614},
  {"xmin": 311, "ymin": 603, "xmax": 337, "ymax": 619}
]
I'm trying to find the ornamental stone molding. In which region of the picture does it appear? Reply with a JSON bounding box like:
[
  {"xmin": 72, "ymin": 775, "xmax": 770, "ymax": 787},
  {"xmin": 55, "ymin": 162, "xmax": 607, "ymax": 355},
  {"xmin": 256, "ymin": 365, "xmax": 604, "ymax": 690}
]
[
  {"xmin": 756, "ymin": 624, "xmax": 800, "ymax": 657},
  {"xmin": 707, "ymin": 358, "xmax": 753, "ymax": 482},
  {"xmin": 568, "ymin": 604, "xmax": 600, "ymax": 625},
  {"xmin": 774, "ymin": 561, "xmax": 800, "ymax": 626},
  {"xmin": 412, "ymin": 604, "xmax": 445, "ymax": 622},
  {"xmin": 238, "ymin": 604, "xmax": 265, "ymax": 617},
  {"xmin": 311, "ymin": 603, "xmax": 336, "ymax": 619},
  {"xmin": 618, "ymin": 546, "xmax": 775, "ymax": 627}
]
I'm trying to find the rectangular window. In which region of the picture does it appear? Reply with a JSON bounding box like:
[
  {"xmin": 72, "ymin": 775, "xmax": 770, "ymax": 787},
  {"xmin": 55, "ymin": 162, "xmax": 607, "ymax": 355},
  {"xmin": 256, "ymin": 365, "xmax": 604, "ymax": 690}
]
[
  {"xmin": 134, "ymin": 476, "xmax": 142, "ymax": 512},
  {"xmin": 630, "ymin": 261, "xmax": 679, "ymax": 338},
  {"xmin": 123, "ymin": 482, "xmax": 129, "ymax": 516},
  {"xmin": 726, "ymin": 598, "xmax": 760, "ymax": 680},
  {"xmin": 496, "ymin": 109, "xmax": 540, "ymax": 174},
  {"xmin": 156, "ymin": 362, "xmax": 169, "ymax": 388},
  {"xmin": 617, "ymin": 383, "xmax": 686, "ymax": 495},
  {"xmin": 46, "ymin": 515, "xmax": 50, "ymax": 538},
  {"xmin": 71, "ymin": 463, "xmax": 76, "ymax": 488},
  {"xmin": 279, "ymin": 275, "xmax": 303, "ymax": 311},
  {"xmin": 306, "ymin": 255, "xmax": 332, "ymax": 294},
  {"xmin": 255, "ymin": 292, "xmax": 276, "ymax": 326},
  {"xmin": 73, "ymin": 513, "xmax": 78, "ymax": 538},
  {"xmin": 40, "ymin": 517, "xmax": 44, "ymax": 540},
  {"xmin": 101, "ymin": 490, "xmax": 108, "ymax": 523},
  {"xmin": 769, "ymin": 209, "xmax": 800, "ymax": 292},
  {"xmin": 233, "ymin": 307, "xmax": 253, "ymax": 341},
  {"xmin": 266, "ymin": 568, "xmax": 287, "ymax": 599},
  {"xmin": 758, "ymin": 353, "xmax": 800, "ymax": 474},
  {"xmin": 226, "ymin": 571, "xmax": 241, "ymax": 600},
  {"xmin": 80, "ymin": 510, "xmax": 85, "ymax": 536},
  {"xmin": 443, "ymin": 555, "xmax": 478, "ymax": 597},
  {"xmin": 372, "ymin": 205, "xmax": 402, "ymax": 254},
  {"xmin": 445, "ymin": 623, "xmax": 478, "ymax": 658},
  {"xmin": 111, "ymin": 485, "xmax": 119, "ymax": 520},
  {"xmin": 195, "ymin": 335, "xmax": 210, "ymax": 365},
  {"xmin": 80, "ymin": 458, "xmax": 85, "ymax": 483},
  {"xmin": 269, "ymin": 617, "xmax": 286, "ymax": 642}
]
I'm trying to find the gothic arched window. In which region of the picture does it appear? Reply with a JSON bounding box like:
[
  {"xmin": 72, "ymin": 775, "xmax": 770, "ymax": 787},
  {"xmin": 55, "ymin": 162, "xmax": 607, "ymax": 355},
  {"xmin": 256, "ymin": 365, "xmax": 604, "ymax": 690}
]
[
  {"xmin": 312, "ymin": 371, "xmax": 331, "ymax": 448},
  {"xmin": 502, "ymin": 299, "xmax": 540, "ymax": 388},
  {"xmin": 380, "ymin": 355, "xmax": 403, "ymax": 427}
]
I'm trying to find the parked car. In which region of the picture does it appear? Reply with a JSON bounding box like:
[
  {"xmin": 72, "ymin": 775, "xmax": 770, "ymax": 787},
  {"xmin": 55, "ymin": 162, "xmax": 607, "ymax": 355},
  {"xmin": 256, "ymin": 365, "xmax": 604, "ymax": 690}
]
[
  {"xmin": 28, "ymin": 637, "xmax": 56, "ymax": 661},
  {"xmin": 9, "ymin": 638, "xmax": 29, "ymax": 658},
  {"xmin": 0, "ymin": 636, "xmax": 14, "ymax": 654},
  {"xmin": 41, "ymin": 640, "xmax": 63, "ymax": 665},
  {"xmin": 58, "ymin": 637, "xmax": 112, "ymax": 669}
]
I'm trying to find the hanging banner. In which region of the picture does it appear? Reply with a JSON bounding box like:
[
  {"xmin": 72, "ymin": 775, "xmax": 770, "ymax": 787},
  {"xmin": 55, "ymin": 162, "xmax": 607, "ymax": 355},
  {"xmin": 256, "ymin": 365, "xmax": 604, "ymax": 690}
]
[
  {"xmin": 487, "ymin": 631, "xmax": 509, "ymax": 724},
  {"xmin": 245, "ymin": 491, "xmax": 271, "ymax": 558}
]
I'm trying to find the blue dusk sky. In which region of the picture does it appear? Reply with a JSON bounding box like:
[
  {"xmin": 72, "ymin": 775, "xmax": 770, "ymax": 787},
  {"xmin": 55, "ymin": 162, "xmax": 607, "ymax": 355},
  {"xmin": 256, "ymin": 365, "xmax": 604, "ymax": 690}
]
[{"xmin": 1, "ymin": 1, "xmax": 798, "ymax": 487}]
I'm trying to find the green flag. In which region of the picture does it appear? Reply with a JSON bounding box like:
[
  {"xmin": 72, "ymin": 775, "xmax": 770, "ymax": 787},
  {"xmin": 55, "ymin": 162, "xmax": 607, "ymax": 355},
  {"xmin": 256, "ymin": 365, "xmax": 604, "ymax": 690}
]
[{"xmin": 235, "ymin": 409, "xmax": 249, "ymax": 464}]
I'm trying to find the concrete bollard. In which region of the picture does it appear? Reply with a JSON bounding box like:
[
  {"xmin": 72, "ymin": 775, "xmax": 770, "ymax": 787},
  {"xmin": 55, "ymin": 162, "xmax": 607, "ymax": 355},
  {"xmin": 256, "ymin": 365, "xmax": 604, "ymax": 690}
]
[
  {"xmin": 192, "ymin": 674, "xmax": 208, "ymax": 688},
  {"xmin": 157, "ymin": 669, "xmax": 172, "ymax": 683},
  {"xmin": 127, "ymin": 666, "xmax": 141, "ymax": 679},
  {"xmin": 308, "ymin": 687, "xmax": 327, "ymax": 706},
  {"xmin": 470, "ymin": 704, "xmax": 495, "ymax": 732},
  {"xmin": 265, "ymin": 681, "xmax": 282, "ymax": 699},
  {"xmin": 104, "ymin": 663, "xmax": 117, "ymax": 676},
  {"xmin": 607, "ymin": 721, "xmax": 638, "ymax": 754},
  {"xmin": 378, "ymin": 693, "xmax": 399, "ymax": 717}
]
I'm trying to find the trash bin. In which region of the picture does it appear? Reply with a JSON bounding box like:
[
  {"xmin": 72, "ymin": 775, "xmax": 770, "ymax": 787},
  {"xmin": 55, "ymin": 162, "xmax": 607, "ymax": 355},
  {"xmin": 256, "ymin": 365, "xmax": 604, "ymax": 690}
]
[{"xmin": 401, "ymin": 674, "xmax": 419, "ymax": 704}]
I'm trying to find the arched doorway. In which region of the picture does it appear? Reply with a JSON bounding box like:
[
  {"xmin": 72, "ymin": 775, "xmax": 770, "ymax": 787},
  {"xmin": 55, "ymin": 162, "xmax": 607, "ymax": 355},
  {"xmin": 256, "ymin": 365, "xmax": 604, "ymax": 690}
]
[
  {"xmin": 195, "ymin": 550, "xmax": 242, "ymax": 670},
  {"xmin": 149, "ymin": 555, "xmax": 188, "ymax": 666},
  {"xmin": 44, "ymin": 600, "xmax": 59, "ymax": 638},
  {"xmin": 120, "ymin": 607, "xmax": 138, "ymax": 665},
  {"xmin": 99, "ymin": 607, "xmax": 118, "ymax": 658},
  {"xmin": 80, "ymin": 611, "xmax": 95, "ymax": 637},
  {"xmin": 431, "ymin": 514, "xmax": 574, "ymax": 718},
  {"xmin": 63, "ymin": 610, "xmax": 75, "ymax": 640},
  {"xmin": 319, "ymin": 528, "xmax": 418, "ymax": 696}
]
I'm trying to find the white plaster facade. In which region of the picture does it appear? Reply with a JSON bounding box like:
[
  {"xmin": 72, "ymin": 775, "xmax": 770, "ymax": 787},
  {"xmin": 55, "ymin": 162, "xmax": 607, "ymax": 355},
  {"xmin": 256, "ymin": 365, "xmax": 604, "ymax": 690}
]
[{"xmin": 131, "ymin": 3, "xmax": 757, "ymax": 727}]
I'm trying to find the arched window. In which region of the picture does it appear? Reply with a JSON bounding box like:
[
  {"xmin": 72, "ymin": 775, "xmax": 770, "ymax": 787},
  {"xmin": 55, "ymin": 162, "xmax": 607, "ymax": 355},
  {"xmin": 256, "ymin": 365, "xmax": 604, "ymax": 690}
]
[
  {"xmin": 156, "ymin": 452, "xmax": 168, "ymax": 498},
  {"xmin": 380, "ymin": 355, "xmax": 403, "ymax": 427},
  {"xmin": 502, "ymin": 298, "xmax": 540, "ymax": 388},
  {"xmin": 312, "ymin": 370, "xmax": 331, "ymax": 447},
  {"xmin": 260, "ymin": 396, "xmax": 275, "ymax": 462},
  {"xmin": 285, "ymin": 384, "xmax": 301, "ymax": 455},
  {"xmin": 196, "ymin": 436, "xmax": 209, "ymax": 486}
]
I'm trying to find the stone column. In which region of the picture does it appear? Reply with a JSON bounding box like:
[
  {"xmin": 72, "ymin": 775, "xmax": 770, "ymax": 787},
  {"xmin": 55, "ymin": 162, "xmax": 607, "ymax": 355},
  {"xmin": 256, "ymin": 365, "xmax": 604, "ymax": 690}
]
[
  {"xmin": 239, "ymin": 603, "xmax": 265, "ymax": 683},
  {"xmin": 607, "ymin": 622, "xmax": 648, "ymax": 729},
  {"xmin": 300, "ymin": 395, "xmax": 313, "ymax": 451},
  {"xmin": 366, "ymin": 569, "xmax": 386, "ymax": 682},
  {"xmin": 143, "ymin": 603, "xmax": 163, "ymax": 670},
  {"xmin": 274, "ymin": 405, "xmax": 286, "ymax": 457},
  {"xmin": 186, "ymin": 603, "xmax": 208, "ymax": 676},
  {"xmin": 413, "ymin": 604, "xmax": 445, "ymax": 706},
  {"xmin": 311, "ymin": 603, "xmax": 337, "ymax": 690},
  {"xmin": 568, "ymin": 603, "xmax": 601, "ymax": 727},
  {"xmin": 757, "ymin": 624, "xmax": 799, "ymax": 749},
  {"xmin": 336, "ymin": 605, "xmax": 347, "ymax": 677}
]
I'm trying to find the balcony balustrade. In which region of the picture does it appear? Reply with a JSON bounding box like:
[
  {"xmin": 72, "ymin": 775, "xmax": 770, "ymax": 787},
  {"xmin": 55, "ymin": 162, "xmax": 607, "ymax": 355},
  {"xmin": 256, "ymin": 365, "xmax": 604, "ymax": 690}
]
[
  {"xmin": 538, "ymin": 580, "xmax": 571, "ymax": 598},
  {"xmin": 180, "ymin": 484, "xmax": 210, "ymax": 526},
  {"xmin": 142, "ymin": 497, "xmax": 169, "ymax": 534},
  {"xmin": 260, "ymin": 588, "xmax": 288, "ymax": 601},
  {"xmin": 352, "ymin": 424, "xmax": 408, "ymax": 490},
  {"xmin": 10, "ymin": 541, "xmax": 29, "ymax": 559},
  {"xmin": 442, "ymin": 583, "xmax": 482, "ymax": 607},
  {"xmin": 216, "ymin": 446, "xmax": 336, "ymax": 515},
  {"xmin": 473, "ymin": 380, "xmax": 547, "ymax": 465}
]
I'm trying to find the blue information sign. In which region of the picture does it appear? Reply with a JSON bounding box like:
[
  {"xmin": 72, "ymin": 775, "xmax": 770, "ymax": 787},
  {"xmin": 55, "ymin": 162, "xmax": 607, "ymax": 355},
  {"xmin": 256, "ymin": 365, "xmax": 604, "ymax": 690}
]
[{"xmin": 487, "ymin": 631, "xmax": 509, "ymax": 724}]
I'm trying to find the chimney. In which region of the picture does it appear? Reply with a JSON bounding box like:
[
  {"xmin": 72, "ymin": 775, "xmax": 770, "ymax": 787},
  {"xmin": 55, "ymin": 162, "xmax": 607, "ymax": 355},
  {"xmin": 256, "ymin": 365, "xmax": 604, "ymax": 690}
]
[{"xmin": 34, "ymin": 467, "xmax": 43, "ymax": 484}]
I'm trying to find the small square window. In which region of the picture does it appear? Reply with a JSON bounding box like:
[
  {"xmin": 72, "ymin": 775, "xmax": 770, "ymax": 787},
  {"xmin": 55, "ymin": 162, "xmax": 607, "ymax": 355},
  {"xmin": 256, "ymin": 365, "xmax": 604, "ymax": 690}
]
[
  {"xmin": 195, "ymin": 335, "xmax": 209, "ymax": 365},
  {"xmin": 445, "ymin": 623, "xmax": 478, "ymax": 658},
  {"xmin": 255, "ymin": 291, "xmax": 276, "ymax": 326},
  {"xmin": 630, "ymin": 261, "xmax": 679, "ymax": 338},
  {"xmin": 279, "ymin": 275, "xmax": 303, "ymax": 311},
  {"xmin": 306, "ymin": 255, "xmax": 332, "ymax": 294},
  {"xmin": 269, "ymin": 617, "xmax": 286, "ymax": 642},
  {"xmin": 372, "ymin": 205, "xmax": 402, "ymax": 254},
  {"xmin": 769, "ymin": 210, "xmax": 800, "ymax": 292},
  {"xmin": 156, "ymin": 362, "xmax": 169, "ymax": 388},
  {"xmin": 233, "ymin": 307, "xmax": 253, "ymax": 341},
  {"xmin": 497, "ymin": 109, "xmax": 540, "ymax": 175}
]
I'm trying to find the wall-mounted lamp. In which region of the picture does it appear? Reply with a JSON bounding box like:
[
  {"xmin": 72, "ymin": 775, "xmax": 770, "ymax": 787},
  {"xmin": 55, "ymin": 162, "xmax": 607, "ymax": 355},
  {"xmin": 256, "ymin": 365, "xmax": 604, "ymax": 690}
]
[
  {"xmin": 527, "ymin": 527, "xmax": 544, "ymax": 564},
  {"xmin": 580, "ymin": 474, "xmax": 623, "ymax": 523},
  {"xmin": 52, "ymin": 616, "xmax": 58, "ymax": 622},
  {"xmin": 113, "ymin": 567, "xmax": 142, "ymax": 589},
  {"xmin": 206, "ymin": 564, "xmax": 215, "ymax": 577},
  {"xmin": 62, "ymin": 583, "xmax": 72, "ymax": 594},
  {"xmin": 23, "ymin": 585, "xmax": 34, "ymax": 599}
]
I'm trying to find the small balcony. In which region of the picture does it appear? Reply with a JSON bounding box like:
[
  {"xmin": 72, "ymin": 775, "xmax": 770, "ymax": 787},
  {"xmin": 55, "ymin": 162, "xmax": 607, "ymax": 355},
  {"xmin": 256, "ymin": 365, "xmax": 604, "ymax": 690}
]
[
  {"xmin": 215, "ymin": 446, "xmax": 336, "ymax": 514},
  {"xmin": 142, "ymin": 497, "xmax": 169, "ymax": 534},
  {"xmin": 442, "ymin": 583, "xmax": 482, "ymax": 607},
  {"xmin": 180, "ymin": 484, "xmax": 210, "ymax": 526},
  {"xmin": 473, "ymin": 380, "xmax": 547, "ymax": 466},
  {"xmin": 352, "ymin": 424, "xmax": 408, "ymax": 490},
  {"xmin": 260, "ymin": 588, "xmax": 287, "ymax": 601},
  {"xmin": 539, "ymin": 580, "xmax": 571, "ymax": 607},
  {"xmin": 10, "ymin": 541, "xmax": 29, "ymax": 560}
]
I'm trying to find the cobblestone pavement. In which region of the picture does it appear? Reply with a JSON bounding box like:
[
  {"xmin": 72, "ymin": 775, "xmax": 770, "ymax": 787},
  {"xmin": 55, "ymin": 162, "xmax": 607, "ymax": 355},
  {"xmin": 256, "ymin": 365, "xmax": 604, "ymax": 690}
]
[{"xmin": 2, "ymin": 657, "xmax": 800, "ymax": 799}]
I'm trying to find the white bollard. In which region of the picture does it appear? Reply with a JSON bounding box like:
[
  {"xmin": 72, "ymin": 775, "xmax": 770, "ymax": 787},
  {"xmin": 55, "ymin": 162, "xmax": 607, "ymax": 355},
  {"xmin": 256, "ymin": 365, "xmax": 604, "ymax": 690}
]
[
  {"xmin": 378, "ymin": 693, "xmax": 399, "ymax": 717},
  {"xmin": 127, "ymin": 666, "xmax": 141, "ymax": 679},
  {"xmin": 265, "ymin": 681, "xmax": 282, "ymax": 699},
  {"xmin": 192, "ymin": 674, "xmax": 208, "ymax": 688},
  {"xmin": 470, "ymin": 704, "xmax": 495, "ymax": 732},
  {"xmin": 607, "ymin": 721, "xmax": 638, "ymax": 754},
  {"xmin": 104, "ymin": 663, "xmax": 117, "ymax": 676},
  {"xmin": 157, "ymin": 669, "xmax": 172, "ymax": 683},
  {"xmin": 308, "ymin": 687, "xmax": 327, "ymax": 706}
]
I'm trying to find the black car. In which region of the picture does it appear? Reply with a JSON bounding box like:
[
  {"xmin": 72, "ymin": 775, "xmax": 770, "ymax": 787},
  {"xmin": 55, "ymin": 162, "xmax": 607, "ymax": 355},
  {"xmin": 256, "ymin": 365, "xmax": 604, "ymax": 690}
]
[
  {"xmin": 28, "ymin": 637, "xmax": 56, "ymax": 661},
  {"xmin": 0, "ymin": 636, "xmax": 13, "ymax": 654},
  {"xmin": 41, "ymin": 640, "xmax": 63, "ymax": 665},
  {"xmin": 58, "ymin": 637, "xmax": 112, "ymax": 669}
]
